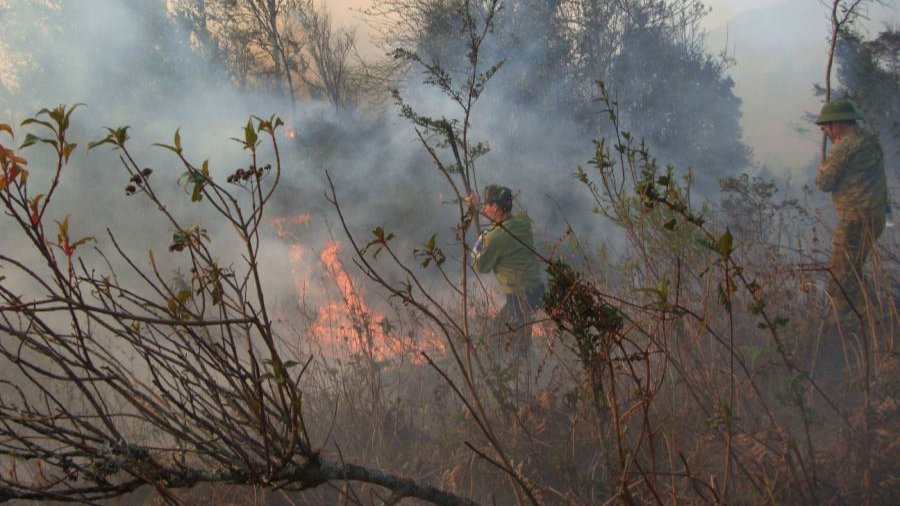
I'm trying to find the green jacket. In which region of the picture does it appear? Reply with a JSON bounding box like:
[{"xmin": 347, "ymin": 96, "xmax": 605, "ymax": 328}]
[
  {"xmin": 816, "ymin": 125, "xmax": 887, "ymax": 219},
  {"xmin": 473, "ymin": 213, "xmax": 542, "ymax": 294}
]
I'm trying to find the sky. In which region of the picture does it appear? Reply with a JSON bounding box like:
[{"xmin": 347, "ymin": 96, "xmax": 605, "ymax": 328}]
[{"xmin": 331, "ymin": 0, "xmax": 898, "ymax": 172}]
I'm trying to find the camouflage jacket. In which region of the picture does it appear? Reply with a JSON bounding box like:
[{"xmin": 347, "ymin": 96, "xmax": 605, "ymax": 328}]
[
  {"xmin": 816, "ymin": 125, "xmax": 887, "ymax": 218},
  {"xmin": 473, "ymin": 213, "xmax": 542, "ymax": 294}
]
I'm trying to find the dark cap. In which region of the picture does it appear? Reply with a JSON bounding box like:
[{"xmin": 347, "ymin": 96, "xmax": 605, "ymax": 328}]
[{"xmin": 483, "ymin": 184, "xmax": 513, "ymax": 207}]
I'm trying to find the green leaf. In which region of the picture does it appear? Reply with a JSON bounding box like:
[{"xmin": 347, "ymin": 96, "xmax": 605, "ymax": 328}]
[
  {"xmin": 20, "ymin": 133, "xmax": 42, "ymax": 149},
  {"xmin": 244, "ymin": 120, "xmax": 258, "ymax": 149},
  {"xmin": 717, "ymin": 228, "xmax": 734, "ymax": 258},
  {"xmin": 20, "ymin": 118, "xmax": 54, "ymax": 131},
  {"xmin": 191, "ymin": 183, "xmax": 202, "ymax": 202},
  {"xmin": 47, "ymin": 105, "xmax": 65, "ymax": 127},
  {"xmin": 89, "ymin": 126, "xmax": 130, "ymax": 150},
  {"xmin": 87, "ymin": 138, "xmax": 113, "ymax": 150},
  {"xmin": 71, "ymin": 236, "xmax": 95, "ymax": 248},
  {"xmin": 153, "ymin": 128, "xmax": 183, "ymax": 155},
  {"xmin": 21, "ymin": 132, "xmax": 59, "ymax": 151},
  {"xmin": 153, "ymin": 143, "xmax": 179, "ymax": 154},
  {"xmin": 63, "ymin": 143, "xmax": 77, "ymax": 163},
  {"xmin": 663, "ymin": 218, "xmax": 677, "ymax": 231},
  {"xmin": 696, "ymin": 236, "xmax": 718, "ymax": 254},
  {"xmin": 63, "ymin": 103, "xmax": 86, "ymax": 128}
]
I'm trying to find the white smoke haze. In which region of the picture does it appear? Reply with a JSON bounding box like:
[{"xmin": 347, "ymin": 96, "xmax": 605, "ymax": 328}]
[
  {"xmin": 705, "ymin": 0, "xmax": 898, "ymax": 170},
  {"xmin": 0, "ymin": 0, "xmax": 848, "ymax": 348},
  {"xmin": 1, "ymin": 0, "xmax": 895, "ymax": 365},
  {"xmin": 1, "ymin": 2, "xmax": 899, "ymax": 505}
]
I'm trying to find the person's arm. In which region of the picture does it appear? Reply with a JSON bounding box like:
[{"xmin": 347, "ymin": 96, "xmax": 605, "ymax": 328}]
[
  {"xmin": 472, "ymin": 228, "xmax": 502, "ymax": 274},
  {"xmin": 816, "ymin": 136, "xmax": 857, "ymax": 192}
]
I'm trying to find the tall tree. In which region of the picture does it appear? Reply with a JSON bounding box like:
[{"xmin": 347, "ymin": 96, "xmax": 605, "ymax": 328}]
[
  {"xmin": 174, "ymin": 0, "xmax": 308, "ymax": 108},
  {"xmin": 366, "ymin": 0, "xmax": 749, "ymax": 180},
  {"xmin": 835, "ymin": 27, "xmax": 900, "ymax": 178},
  {"xmin": 297, "ymin": 0, "xmax": 359, "ymax": 111}
]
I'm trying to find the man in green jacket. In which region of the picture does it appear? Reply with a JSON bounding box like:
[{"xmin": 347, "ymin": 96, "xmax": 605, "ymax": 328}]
[
  {"xmin": 470, "ymin": 185, "xmax": 544, "ymax": 358},
  {"xmin": 815, "ymin": 100, "xmax": 888, "ymax": 321}
]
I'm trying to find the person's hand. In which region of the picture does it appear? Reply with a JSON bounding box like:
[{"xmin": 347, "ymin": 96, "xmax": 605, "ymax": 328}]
[
  {"xmin": 472, "ymin": 231, "xmax": 486, "ymax": 260},
  {"xmin": 465, "ymin": 192, "xmax": 479, "ymax": 211}
]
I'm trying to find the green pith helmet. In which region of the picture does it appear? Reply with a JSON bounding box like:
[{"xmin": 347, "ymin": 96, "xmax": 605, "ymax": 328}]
[
  {"xmin": 483, "ymin": 184, "xmax": 513, "ymax": 207},
  {"xmin": 815, "ymin": 100, "xmax": 864, "ymax": 124}
]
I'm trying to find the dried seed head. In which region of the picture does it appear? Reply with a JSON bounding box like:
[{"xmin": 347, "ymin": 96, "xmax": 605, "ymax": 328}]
[
  {"xmin": 125, "ymin": 185, "xmax": 136, "ymax": 195},
  {"xmin": 141, "ymin": 168, "xmax": 153, "ymax": 177}
]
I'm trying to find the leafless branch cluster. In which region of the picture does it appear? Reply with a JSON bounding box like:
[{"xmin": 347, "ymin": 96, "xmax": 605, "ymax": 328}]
[{"xmin": 0, "ymin": 109, "xmax": 483, "ymax": 506}]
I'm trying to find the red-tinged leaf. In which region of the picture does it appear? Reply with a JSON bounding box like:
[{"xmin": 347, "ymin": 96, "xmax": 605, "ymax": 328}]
[
  {"xmin": 13, "ymin": 156, "xmax": 27, "ymax": 166},
  {"xmin": 56, "ymin": 215, "xmax": 70, "ymax": 245},
  {"xmin": 18, "ymin": 169, "xmax": 28, "ymax": 185},
  {"xmin": 30, "ymin": 212, "xmax": 39, "ymax": 226},
  {"xmin": 0, "ymin": 124, "xmax": 12, "ymax": 138},
  {"xmin": 30, "ymin": 194, "xmax": 44, "ymax": 215},
  {"xmin": 0, "ymin": 174, "xmax": 7, "ymax": 192},
  {"xmin": 8, "ymin": 164, "xmax": 20, "ymax": 182}
]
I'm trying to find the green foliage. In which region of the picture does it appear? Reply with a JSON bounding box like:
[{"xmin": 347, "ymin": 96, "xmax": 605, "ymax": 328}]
[
  {"xmin": 178, "ymin": 159, "xmax": 210, "ymax": 203},
  {"xmin": 363, "ymin": 226, "xmax": 396, "ymax": 260},
  {"xmin": 88, "ymin": 126, "xmax": 131, "ymax": 151},
  {"xmin": 542, "ymin": 260, "xmax": 623, "ymax": 362},
  {"xmin": 413, "ymin": 233, "xmax": 446, "ymax": 269},
  {"xmin": 168, "ymin": 225, "xmax": 209, "ymax": 253},
  {"xmin": 154, "ymin": 128, "xmax": 184, "ymax": 155}
]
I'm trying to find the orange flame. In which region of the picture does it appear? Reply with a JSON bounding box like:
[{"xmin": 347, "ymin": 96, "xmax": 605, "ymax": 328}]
[
  {"xmin": 271, "ymin": 214, "xmax": 311, "ymax": 240},
  {"xmin": 313, "ymin": 242, "xmax": 445, "ymax": 362},
  {"xmin": 273, "ymin": 215, "xmax": 444, "ymax": 362}
]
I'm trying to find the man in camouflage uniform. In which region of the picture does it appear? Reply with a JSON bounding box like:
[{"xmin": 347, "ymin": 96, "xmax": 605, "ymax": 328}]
[
  {"xmin": 815, "ymin": 100, "xmax": 888, "ymax": 321},
  {"xmin": 469, "ymin": 185, "xmax": 544, "ymax": 368}
]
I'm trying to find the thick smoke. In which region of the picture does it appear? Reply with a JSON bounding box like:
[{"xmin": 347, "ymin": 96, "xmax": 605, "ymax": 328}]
[{"xmin": 1, "ymin": 0, "xmax": 766, "ymax": 324}]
